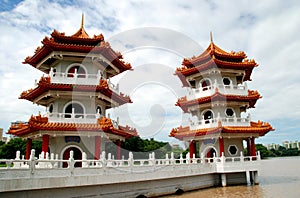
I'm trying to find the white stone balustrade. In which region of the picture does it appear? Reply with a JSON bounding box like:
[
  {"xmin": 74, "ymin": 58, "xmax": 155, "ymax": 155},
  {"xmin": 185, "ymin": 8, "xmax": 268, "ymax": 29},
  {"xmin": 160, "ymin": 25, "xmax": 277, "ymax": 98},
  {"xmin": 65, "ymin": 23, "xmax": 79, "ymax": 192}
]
[
  {"xmin": 47, "ymin": 112, "xmax": 102, "ymax": 123},
  {"xmin": 49, "ymin": 68, "xmax": 119, "ymax": 93},
  {"xmin": 187, "ymin": 81, "xmax": 248, "ymax": 100},
  {"xmin": 1, "ymin": 149, "xmax": 260, "ymax": 174},
  {"xmin": 190, "ymin": 114, "xmax": 251, "ymax": 130}
]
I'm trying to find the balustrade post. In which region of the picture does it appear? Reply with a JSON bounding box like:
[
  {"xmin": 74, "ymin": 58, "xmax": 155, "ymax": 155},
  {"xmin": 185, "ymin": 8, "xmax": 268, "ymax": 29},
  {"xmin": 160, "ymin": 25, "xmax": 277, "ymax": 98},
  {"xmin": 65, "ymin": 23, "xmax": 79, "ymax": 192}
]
[
  {"xmin": 179, "ymin": 153, "xmax": 183, "ymax": 164},
  {"xmin": 82, "ymin": 152, "xmax": 88, "ymax": 168},
  {"xmin": 186, "ymin": 152, "xmax": 190, "ymax": 164},
  {"xmin": 240, "ymin": 151, "xmax": 244, "ymax": 162},
  {"xmin": 68, "ymin": 150, "xmax": 75, "ymax": 175},
  {"xmin": 220, "ymin": 152, "xmax": 225, "ymax": 163},
  {"xmin": 165, "ymin": 153, "xmax": 169, "ymax": 165},
  {"xmin": 29, "ymin": 149, "xmax": 36, "ymax": 174},
  {"xmin": 171, "ymin": 152, "xmax": 175, "ymax": 165},
  {"xmin": 128, "ymin": 152, "xmax": 134, "ymax": 167},
  {"xmin": 244, "ymin": 81, "xmax": 248, "ymax": 90}
]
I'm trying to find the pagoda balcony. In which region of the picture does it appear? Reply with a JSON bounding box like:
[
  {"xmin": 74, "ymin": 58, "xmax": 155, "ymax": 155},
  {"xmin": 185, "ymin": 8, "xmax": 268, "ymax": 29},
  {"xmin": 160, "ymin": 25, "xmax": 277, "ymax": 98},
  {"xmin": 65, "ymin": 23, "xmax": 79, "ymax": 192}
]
[
  {"xmin": 190, "ymin": 114, "xmax": 251, "ymax": 130},
  {"xmin": 47, "ymin": 112, "xmax": 119, "ymax": 127},
  {"xmin": 49, "ymin": 68, "xmax": 120, "ymax": 93},
  {"xmin": 187, "ymin": 82, "xmax": 248, "ymax": 100}
]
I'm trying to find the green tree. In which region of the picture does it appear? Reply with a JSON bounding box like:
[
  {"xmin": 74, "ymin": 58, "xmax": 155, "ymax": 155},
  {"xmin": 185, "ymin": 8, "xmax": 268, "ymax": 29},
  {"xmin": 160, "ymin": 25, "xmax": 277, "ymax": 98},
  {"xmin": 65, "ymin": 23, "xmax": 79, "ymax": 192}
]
[{"xmin": 0, "ymin": 138, "xmax": 42, "ymax": 159}]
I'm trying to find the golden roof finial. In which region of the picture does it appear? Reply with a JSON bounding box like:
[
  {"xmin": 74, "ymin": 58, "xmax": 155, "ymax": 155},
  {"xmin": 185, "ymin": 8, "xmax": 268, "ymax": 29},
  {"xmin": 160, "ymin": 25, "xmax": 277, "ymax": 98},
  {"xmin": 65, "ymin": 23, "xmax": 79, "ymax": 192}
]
[
  {"xmin": 71, "ymin": 13, "xmax": 90, "ymax": 38},
  {"xmin": 81, "ymin": 13, "xmax": 84, "ymax": 29},
  {"xmin": 210, "ymin": 31, "xmax": 213, "ymax": 43}
]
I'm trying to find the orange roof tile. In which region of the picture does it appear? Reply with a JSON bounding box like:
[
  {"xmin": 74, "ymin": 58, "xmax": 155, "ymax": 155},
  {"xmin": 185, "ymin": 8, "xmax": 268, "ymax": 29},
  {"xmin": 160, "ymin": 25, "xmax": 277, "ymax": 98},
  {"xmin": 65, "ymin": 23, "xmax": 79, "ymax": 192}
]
[
  {"xmin": 176, "ymin": 41, "xmax": 257, "ymax": 87},
  {"xmin": 169, "ymin": 121, "xmax": 274, "ymax": 140},
  {"xmin": 176, "ymin": 89, "xmax": 261, "ymax": 113},
  {"xmin": 7, "ymin": 115, "xmax": 138, "ymax": 138},
  {"xmin": 19, "ymin": 76, "xmax": 132, "ymax": 105},
  {"xmin": 23, "ymin": 17, "xmax": 131, "ymax": 75}
]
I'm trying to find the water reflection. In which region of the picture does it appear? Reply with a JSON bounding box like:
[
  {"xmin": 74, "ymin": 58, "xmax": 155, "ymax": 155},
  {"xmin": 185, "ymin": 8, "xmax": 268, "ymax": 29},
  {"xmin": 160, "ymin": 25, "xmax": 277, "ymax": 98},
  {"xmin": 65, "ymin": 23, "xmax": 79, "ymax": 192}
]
[{"xmin": 165, "ymin": 157, "xmax": 300, "ymax": 198}]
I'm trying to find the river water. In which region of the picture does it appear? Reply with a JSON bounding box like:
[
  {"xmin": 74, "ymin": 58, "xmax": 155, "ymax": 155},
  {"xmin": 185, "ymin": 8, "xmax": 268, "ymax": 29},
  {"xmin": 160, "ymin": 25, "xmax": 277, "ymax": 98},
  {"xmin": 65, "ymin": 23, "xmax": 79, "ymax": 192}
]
[{"xmin": 166, "ymin": 157, "xmax": 300, "ymax": 198}]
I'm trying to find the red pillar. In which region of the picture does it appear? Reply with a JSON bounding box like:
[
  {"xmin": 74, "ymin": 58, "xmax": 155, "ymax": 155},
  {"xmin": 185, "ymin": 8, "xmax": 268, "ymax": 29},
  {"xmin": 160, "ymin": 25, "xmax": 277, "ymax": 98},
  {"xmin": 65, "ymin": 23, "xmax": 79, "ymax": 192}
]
[
  {"xmin": 189, "ymin": 141, "xmax": 196, "ymax": 158},
  {"xmin": 26, "ymin": 138, "xmax": 32, "ymax": 160},
  {"xmin": 94, "ymin": 136, "xmax": 101, "ymax": 160},
  {"xmin": 42, "ymin": 134, "xmax": 49, "ymax": 156},
  {"xmin": 247, "ymin": 138, "xmax": 251, "ymax": 156},
  {"xmin": 116, "ymin": 140, "xmax": 121, "ymax": 160},
  {"xmin": 250, "ymin": 137, "xmax": 256, "ymax": 156},
  {"xmin": 219, "ymin": 137, "xmax": 224, "ymax": 157}
]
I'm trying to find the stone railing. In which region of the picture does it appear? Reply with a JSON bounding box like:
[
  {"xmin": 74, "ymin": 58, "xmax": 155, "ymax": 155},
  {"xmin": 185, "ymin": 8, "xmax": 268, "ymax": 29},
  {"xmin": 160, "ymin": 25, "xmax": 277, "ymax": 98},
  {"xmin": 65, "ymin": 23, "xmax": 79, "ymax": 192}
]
[
  {"xmin": 0, "ymin": 149, "xmax": 260, "ymax": 176},
  {"xmin": 47, "ymin": 112, "xmax": 102, "ymax": 123},
  {"xmin": 187, "ymin": 81, "xmax": 248, "ymax": 100},
  {"xmin": 48, "ymin": 68, "xmax": 119, "ymax": 93},
  {"xmin": 190, "ymin": 114, "xmax": 251, "ymax": 130},
  {"xmin": 47, "ymin": 111, "xmax": 119, "ymax": 126}
]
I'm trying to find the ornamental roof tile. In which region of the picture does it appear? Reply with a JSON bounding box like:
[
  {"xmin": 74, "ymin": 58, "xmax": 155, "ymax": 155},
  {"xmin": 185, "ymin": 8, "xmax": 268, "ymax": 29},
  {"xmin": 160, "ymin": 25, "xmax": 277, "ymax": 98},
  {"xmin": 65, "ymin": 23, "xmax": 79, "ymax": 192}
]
[
  {"xmin": 176, "ymin": 89, "xmax": 261, "ymax": 113},
  {"xmin": 169, "ymin": 120, "xmax": 274, "ymax": 140},
  {"xmin": 19, "ymin": 76, "xmax": 132, "ymax": 105},
  {"xmin": 7, "ymin": 114, "xmax": 138, "ymax": 138},
  {"xmin": 176, "ymin": 37, "xmax": 258, "ymax": 86},
  {"xmin": 23, "ymin": 16, "xmax": 131, "ymax": 74}
]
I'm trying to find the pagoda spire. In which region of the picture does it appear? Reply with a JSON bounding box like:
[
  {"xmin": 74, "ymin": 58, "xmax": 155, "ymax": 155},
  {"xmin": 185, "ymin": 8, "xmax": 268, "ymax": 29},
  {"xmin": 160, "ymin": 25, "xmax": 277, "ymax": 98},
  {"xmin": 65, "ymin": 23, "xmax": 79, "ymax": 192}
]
[
  {"xmin": 210, "ymin": 31, "xmax": 213, "ymax": 44},
  {"xmin": 71, "ymin": 13, "xmax": 90, "ymax": 38},
  {"xmin": 210, "ymin": 31, "xmax": 215, "ymax": 55}
]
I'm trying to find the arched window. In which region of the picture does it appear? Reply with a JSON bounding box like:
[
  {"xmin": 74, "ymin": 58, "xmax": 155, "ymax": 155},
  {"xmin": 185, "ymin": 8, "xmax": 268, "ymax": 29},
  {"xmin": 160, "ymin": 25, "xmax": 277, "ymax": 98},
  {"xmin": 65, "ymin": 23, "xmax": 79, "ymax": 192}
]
[
  {"xmin": 203, "ymin": 110, "xmax": 213, "ymax": 124},
  {"xmin": 225, "ymin": 108, "xmax": 234, "ymax": 117},
  {"xmin": 67, "ymin": 64, "xmax": 86, "ymax": 78},
  {"xmin": 201, "ymin": 79, "xmax": 211, "ymax": 91},
  {"xmin": 64, "ymin": 102, "xmax": 84, "ymax": 118},
  {"xmin": 48, "ymin": 103, "xmax": 54, "ymax": 113},
  {"xmin": 223, "ymin": 77, "xmax": 231, "ymax": 86},
  {"xmin": 96, "ymin": 105, "xmax": 102, "ymax": 115}
]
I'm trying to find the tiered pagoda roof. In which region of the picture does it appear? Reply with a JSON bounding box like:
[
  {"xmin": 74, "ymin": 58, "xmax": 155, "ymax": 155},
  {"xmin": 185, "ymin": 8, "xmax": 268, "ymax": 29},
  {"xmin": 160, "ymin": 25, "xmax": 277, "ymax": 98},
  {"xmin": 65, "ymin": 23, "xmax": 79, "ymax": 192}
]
[
  {"xmin": 20, "ymin": 76, "xmax": 131, "ymax": 106},
  {"xmin": 176, "ymin": 89, "xmax": 261, "ymax": 113},
  {"xmin": 24, "ymin": 16, "xmax": 131, "ymax": 76},
  {"xmin": 7, "ymin": 114, "xmax": 137, "ymax": 139},
  {"xmin": 170, "ymin": 120, "xmax": 274, "ymax": 140},
  {"xmin": 176, "ymin": 36, "xmax": 258, "ymax": 87}
]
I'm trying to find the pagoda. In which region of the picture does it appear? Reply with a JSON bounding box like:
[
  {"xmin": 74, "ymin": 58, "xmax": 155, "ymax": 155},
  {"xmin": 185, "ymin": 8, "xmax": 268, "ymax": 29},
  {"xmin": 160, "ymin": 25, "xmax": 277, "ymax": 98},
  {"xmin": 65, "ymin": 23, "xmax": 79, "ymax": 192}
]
[
  {"xmin": 7, "ymin": 15, "xmax": 137, "ymax": 163},
  {"xmin": 170, "ymin": 34, "xmax": 274, "ymax": 159}
]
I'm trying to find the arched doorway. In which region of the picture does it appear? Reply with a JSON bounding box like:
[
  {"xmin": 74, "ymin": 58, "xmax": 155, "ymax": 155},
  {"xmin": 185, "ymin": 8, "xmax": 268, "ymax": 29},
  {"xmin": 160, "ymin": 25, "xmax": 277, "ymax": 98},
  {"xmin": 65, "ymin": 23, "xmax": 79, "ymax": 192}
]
[
  {"xmin": 204, "ymin": 147, "xmax": 217, "ymax": 158},
  {"xmin": 62, "ymin": 146, "xmax": 82, "ymax": 168}
]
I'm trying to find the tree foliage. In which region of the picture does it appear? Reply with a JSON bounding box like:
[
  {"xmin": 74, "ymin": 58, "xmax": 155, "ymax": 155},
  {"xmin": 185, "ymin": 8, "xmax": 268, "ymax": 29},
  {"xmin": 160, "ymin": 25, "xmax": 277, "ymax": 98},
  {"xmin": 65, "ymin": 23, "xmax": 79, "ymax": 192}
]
[
  {"xmin": 0, "ymin": 138, "xmax": 42, "ymax": 159},
  {"xmin": 255, "ymin": 144, "xmax": 300, "ymax": 158}
]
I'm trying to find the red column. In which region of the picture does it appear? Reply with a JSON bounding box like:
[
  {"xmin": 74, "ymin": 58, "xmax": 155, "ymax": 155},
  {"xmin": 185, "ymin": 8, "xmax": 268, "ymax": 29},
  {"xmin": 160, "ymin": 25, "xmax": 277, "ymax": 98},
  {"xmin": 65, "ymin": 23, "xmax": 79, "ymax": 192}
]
[
  {"xmin": 251, "ymin": 137, "xmax": 256, "ymax": 156},
  {"xmin": 247, "ymin": 138, "xmax": 251, "ymax": 156},
  {"xmin": 116, "ymin": 140, "xmax": 121, "ymax": 160},
  {"xmin": 189, "ymin": 141, "xmax": 196, "ymax": 158},
  {"xmin": 94, "ymin": 136, "xmax": 101, "ymax": 160},
  {"xmin": 42, "ymin": 134, "xmax": 49, "ymax": 156},
  {"xmin": 26, "ymin": 138, "xmax": 32, "ymax": 160},
  {"xmin": 219, "ymin": 137, "xmax": 224, "ymax": 157}
]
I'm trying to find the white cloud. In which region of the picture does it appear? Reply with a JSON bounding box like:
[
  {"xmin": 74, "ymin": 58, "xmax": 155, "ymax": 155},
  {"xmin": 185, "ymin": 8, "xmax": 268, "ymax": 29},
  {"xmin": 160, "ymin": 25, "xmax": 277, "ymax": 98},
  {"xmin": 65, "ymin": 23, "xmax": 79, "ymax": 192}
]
[{"xmin": 0, "ymin": 0, "xmax": 299, "ymax": 144}]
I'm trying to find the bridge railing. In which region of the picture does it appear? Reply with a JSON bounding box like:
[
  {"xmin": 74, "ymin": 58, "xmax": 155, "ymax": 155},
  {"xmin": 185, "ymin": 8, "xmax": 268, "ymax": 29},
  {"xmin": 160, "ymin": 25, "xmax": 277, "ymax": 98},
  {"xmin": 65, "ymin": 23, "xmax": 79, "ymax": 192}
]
[{"xmin": 0, "ymin": 150, "xmax": 260, "ymax": 177}]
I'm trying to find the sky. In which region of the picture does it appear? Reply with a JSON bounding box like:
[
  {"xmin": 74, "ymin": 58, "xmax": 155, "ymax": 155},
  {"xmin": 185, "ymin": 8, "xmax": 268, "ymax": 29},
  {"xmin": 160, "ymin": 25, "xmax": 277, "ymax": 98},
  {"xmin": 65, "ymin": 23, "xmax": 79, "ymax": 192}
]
[{"xmin": 0, "ymin": 0, "xmax": 299, "ymax": 145}]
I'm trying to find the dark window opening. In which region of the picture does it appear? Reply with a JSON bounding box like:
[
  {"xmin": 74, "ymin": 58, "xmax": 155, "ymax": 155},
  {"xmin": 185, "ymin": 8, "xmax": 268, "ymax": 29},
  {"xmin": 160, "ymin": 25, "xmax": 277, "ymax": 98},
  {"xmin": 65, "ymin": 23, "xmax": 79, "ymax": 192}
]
[
  {"xmin": 67, "ymin": 65, "xmax": 86, "ymax": 78},
  {"xmin": 64, "ymin": 103, "xmax": 84, "ymax": 118}
]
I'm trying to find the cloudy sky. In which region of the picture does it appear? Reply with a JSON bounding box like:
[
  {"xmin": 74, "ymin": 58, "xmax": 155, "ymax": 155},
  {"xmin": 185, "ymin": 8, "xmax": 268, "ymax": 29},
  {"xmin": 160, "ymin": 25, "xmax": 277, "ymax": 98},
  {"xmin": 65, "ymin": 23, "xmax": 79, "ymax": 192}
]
[{"xmin": 0, "ymin": 0, "xmax": 299, "ymax": 145}]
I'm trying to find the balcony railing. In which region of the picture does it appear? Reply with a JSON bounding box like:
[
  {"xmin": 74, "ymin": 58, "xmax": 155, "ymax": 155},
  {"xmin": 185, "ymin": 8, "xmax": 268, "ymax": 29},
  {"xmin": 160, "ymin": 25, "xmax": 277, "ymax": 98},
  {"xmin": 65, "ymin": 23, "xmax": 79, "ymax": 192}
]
[
  {"xmin": 49, "ymin": 68, "xmax": 119, "ymax": 93},
  {"xmin": 47, "ymin": 112, "xmax": 119, "ymax": 127},
  {"xmin": 190, "ymin": 114, "xmax": 251, "ymax": 130},
  {"xmin": 187, "ymin": 81, "xmax": 248, "ymax": 100}
]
